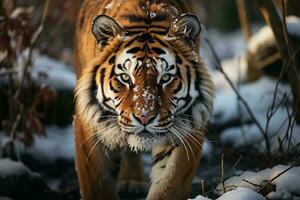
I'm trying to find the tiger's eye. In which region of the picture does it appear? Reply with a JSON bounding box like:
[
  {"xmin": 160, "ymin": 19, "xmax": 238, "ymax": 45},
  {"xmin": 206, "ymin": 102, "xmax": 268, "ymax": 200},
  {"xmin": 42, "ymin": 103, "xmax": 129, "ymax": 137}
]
[
  {"xmin": 162, "ymin": 74, "xmax": 171, "ymax": 82},
  {"xmin": 120, "ymin": 74, "xmax": 130, "ymax": 83}
]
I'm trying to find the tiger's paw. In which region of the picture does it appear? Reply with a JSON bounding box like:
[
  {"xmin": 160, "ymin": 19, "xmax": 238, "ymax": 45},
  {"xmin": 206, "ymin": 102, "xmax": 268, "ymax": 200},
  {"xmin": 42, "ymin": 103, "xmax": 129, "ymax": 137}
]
[{"xmin": 118, "ymin": 179, "xmax": 149, "ymax": 199}]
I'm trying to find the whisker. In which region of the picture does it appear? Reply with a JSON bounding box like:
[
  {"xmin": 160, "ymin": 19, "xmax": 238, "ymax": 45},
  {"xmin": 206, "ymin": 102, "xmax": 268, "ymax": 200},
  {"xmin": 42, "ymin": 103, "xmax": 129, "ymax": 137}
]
[
  {"xmin": 171, "ymin": 126, "xmax": 196, "ymax": 163},
  {"xmin": 174, "ymin": 124, "xmax": 204, "ymax": 145},
  {"xmin": 81, "ymin": 119, "xmax": 118, "ymax": 146},
  {"xmin": 169, "ymin": 127, "xmax": 190, "ymax": 163}
]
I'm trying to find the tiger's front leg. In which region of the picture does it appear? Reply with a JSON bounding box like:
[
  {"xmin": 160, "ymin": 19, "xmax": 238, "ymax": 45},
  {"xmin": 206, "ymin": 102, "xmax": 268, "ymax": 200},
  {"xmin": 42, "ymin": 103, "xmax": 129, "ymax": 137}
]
[
  {"xmin": 117, "ymin": 149, "xmax": 149, "ymax": 199},
  {"xmin": 74, "ymin": 116, "xmax": 120, "ymax": 200},
  {"xmin": 147, "ymin": 133, "xmax": 203, "ymax": 200}
]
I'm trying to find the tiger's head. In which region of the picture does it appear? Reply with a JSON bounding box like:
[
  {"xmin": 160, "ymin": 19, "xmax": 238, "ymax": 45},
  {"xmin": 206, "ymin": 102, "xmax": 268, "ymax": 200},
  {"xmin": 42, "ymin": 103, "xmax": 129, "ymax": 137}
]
[{"xmin": 75, "ymin": 13, "xmax": 214, "ymax": 151}]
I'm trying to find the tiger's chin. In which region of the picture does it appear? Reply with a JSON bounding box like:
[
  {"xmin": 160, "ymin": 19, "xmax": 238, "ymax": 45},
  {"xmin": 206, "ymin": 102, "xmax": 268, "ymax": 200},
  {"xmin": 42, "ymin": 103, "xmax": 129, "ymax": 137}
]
[{"xmin": 127, "ymin": 133, "xmax": 167, "ymax": 152}]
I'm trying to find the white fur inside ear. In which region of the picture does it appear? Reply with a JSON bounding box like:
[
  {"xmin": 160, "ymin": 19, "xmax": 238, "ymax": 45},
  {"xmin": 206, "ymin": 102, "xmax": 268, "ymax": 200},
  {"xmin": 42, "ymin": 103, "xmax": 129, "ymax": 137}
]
[{"xmin": 171, "ymin": 14, "xmax": 201, "ymax": 39}]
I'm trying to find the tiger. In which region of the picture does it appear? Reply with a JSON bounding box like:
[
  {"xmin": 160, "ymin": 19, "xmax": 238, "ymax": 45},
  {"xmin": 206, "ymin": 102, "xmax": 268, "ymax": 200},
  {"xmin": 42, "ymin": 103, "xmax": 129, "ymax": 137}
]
[{"xmin": 74, "ymin": 0, "xmax": 214, "ymax": 199}]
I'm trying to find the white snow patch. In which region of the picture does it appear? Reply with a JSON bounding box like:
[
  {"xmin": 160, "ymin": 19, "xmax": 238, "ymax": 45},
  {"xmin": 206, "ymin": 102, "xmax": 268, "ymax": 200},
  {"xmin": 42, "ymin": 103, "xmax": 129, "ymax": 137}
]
[
  {"xmin": 0, "ymin": 196, "xmax": 13, "ymax": 200},
  {"xmin": 248, "ymin": 16, "xmax": 300, "ymax": 55},
  {"xmin": 0, "ymin": 159, "xmax": 31, "ymax": 177},
  {"xmin": 25, "ymin": 126, "xmax": 75, "ymax": 163},
  {"xmin": 189, "ymin": 195, "xmax": 212, "ymax": 200},
  {"xmin": 210, "ymin": 54, "xmax": 248, "ymax": 92},
  {"xmin": 212, "ymin": 76, "xmax": 299, "ymax": 153},
  {"xmin": 216, "ymin": 165, "xmax": 300, "ymax": 199},
  {"xmin": 201, "ymin": 140, "xmax": 213, "ymax": 157},
  {"xmin": 31, "ymin": 53, "xmax": 76, "ymax": 89},
  {"xmin": 217, "ymin": 187, "xmax": 265, "ymax": 200},
  {"xmin": 190, "ymin": 187, "xmax": 265, "ymax": 200},
  {"xmin": 149, "ymin": 11, "xmax": 157, "ymax": 19}
]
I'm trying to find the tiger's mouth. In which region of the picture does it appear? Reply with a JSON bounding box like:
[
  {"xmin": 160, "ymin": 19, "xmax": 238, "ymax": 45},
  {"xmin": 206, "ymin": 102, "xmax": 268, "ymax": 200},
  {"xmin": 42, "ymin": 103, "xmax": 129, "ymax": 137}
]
[
  {"xmin": 123, "ymin": 127, "xmax": 167, "ymax": 137},
  {"xmin": 126, "ymin": 130, "xmax": 167, "ymax": 152}
]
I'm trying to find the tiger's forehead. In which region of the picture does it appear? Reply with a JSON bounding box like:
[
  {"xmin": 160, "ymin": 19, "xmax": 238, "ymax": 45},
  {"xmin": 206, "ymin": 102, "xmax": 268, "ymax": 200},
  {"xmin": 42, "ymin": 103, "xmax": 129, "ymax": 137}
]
[{"xmin": 114, "ymin": 45, "xmax": 176, "ymax": 75}]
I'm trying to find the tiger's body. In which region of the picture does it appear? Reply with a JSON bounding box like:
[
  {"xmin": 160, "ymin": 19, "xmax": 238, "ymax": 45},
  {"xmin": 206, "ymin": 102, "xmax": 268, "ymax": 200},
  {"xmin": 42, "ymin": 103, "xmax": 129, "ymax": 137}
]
[{"xmin": 74, "ymin": 0, "xmax": 214, "ymax": 199}]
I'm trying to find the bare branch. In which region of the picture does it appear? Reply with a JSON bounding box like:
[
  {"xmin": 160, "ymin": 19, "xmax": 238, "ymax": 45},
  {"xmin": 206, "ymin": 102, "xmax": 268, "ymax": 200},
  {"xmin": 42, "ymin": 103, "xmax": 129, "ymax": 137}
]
[
  {"xmin": 258, "ymin": 164, "xmax": 295, "ymax": 194},
  {"xmin": 205, "ymin": 38, "xmax": 271, "ymax": 156},
  {"xmin": 221, "ymin": 153, "xmax": 226, "ymax": 193}
]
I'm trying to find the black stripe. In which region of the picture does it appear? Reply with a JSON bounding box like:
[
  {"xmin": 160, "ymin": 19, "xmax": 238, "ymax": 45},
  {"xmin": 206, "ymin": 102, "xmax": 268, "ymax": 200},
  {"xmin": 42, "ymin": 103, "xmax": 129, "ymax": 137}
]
[
  {"xmin": 115, "ymin": 98, "xmax": 123, "ymax": 108},
  {"xmin": 124, "ymin": 31, "xmax": 143, "ymax": 36},
  {"xmin": 150, "ymin": 30, "xmax": 168, "ymax": 35},
  {"xmin": 173, "ymin": 81, "xmax": 182, "ymax": 94},
  {"xmin": 176, "ymin": 55, "xmax": 183, "ymax": 65},
  {"xmin": 100, "ymin": 68, "xmax": 116, "ymax": 112},
  {"xmin": 152, "ymin": 47, "xmax": 166, "ymax": 54},
  {"xmin": 124, "ymin": 35, "xmax": 140, "ymax": 47},
  {"xmin": 138, "ymin": 33, "xmax": 154, "ymax": 42},
  {"xmin": 127, "ymin": 47, "xmax": 141, "ymax": 54},
  {"xmin": 195, "ymin": 70, "xmax": 204, "ymax": 102},
  {"xmin": 109, "ymin": 81, "xmax": 120, "ymax": 93},
  {"xmin": 125, "ymin": 25, "xmax": 168, "ymax": 30},
  {"xmin": 108, "ymin": 55, "xmax": 116, "ymax": 65},
  {"xmin": 167, "ymin": 65, "xmax": 175, "ymax": 71},
  {"xmin": 176, "ymin": 67, "xmax": 192, "ymax": 113},
  {"xmin": 153, "ymin": 147, "xmax": 175, "ymax": 164},
  {"xmin": 100, "ymin": 68, "xmax": 106, "ymax": 100},
  {"xmin": 153, "ymin": 36, "xmax": 168, "ymax": 47}
]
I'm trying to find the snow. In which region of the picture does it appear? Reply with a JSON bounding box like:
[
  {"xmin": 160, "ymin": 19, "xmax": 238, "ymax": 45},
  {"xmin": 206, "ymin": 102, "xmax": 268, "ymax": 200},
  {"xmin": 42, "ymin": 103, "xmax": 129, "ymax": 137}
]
[
  {"xmin": 31, "ymin": 52, "xmax": 76, "ymax": 89},
  {"xmin": 215, "ymin": 165, "xmax": 300, "ymax": 199},
  {"xmin": 210, "ymin": 54, "xmax": 248, "ymax": 92},
  {"xmin": 190, "ymin": 188, "xmax": 265, "ymax": 200},
  {"xmin": 202, "ymin": 140, "xmax": 213, "ymax": 157},
  {"xmin": 0, "ymin": 158, "xmax": 31, "ymax": 177},
  {"xmin": 285, "ymin": 16, "xmax": 300, "ymax": 36},
  {"xmin": 212, "ymin": 76, "xmax": 300, "ymax": 153},
  {"xmin": 248, "ymin": 16, "xmax": 300, "ymax": 55},
  {"xmin": 200, "ymin": 24, "xmax": 263, "ymax": 69},
  {"xmin": 25, "ymin": 126, "xmax": 75, "ymax": 163},
  {"xmin": 0, "ymin": 197, "xmax": 13, "ymax": 200},
  {"xmin": 213, "ymin": 77, "xmax": 290, "ymax": 124},
  {"xmin": 217, "ymin": 187, "xmax": 265, "ymax": 200},
  {"xmin": 190, "ymin": 195, "xmax": 211, "ymax": 200},
  {"xmin": 149, "ymin": 11, "xmax": 157, "ymax": 19}
]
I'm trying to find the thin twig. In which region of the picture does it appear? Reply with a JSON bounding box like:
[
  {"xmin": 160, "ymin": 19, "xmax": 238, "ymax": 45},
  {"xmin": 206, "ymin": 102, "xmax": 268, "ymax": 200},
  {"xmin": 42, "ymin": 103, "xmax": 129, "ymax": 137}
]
[
  {"xmin": 205, "ymin": 38, "xmax": 271, "ymax": 156},
  {"xmin": 258, "ymin": 164, "xmax": 295, "ymax": 194},
  {"xmin": 258, "ymin": 0, "xmax": 300, "ymax": 124},
  {"xmin": 221, "ymin": 153, "xmax": 226, "ymax": 193},
  {"xmin": 201, "ymin": 179, "xmax": 207, "ymax": 197},
  {"xmin": 15, "ymin": 0, "xmax": 50, "ymax": 98},
  {"xmin": 231, "ymin": 154, "xmax": 243, "ymax": 170},
  {"xmin": 242, "ymin": 179, "xmax": 261, "ymax": 187}
]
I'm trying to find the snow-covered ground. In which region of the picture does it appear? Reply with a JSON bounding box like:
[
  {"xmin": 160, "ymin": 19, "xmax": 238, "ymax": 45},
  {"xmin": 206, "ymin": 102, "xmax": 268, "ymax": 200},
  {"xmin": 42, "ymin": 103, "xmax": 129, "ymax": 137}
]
[
  {"xmin": 0, "ymin": 158, "xmax": 31, "ymax": 177},
  {"xmin": 192, "ymin": 165, "xmax": 300, "ymax": 200},
  {"xmin": 24, "ymin": 126, "xmax": 75, "ymax": 163},
  {"xmin": 191, "ymin": 187, "xmax": 265, "ymax": 200},
  {"xmin": 213, "ymin": 76, "xmax": 300, "ymax": 153},
  {"xmin": 31, "ymin": 52, "xmax": 76, "ymax": 89},
  {"xmin": 215, "ymin": 165, "xmax": 300, "ymax": 200}
]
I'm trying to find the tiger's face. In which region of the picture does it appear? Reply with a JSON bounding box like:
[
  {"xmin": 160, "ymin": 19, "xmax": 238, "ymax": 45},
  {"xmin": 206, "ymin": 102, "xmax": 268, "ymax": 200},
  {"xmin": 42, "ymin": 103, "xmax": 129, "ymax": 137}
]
[
  {"xmin": 76, "ymin": 14, "xmax": 214, "ymax": 151},
  {"xmin": 101, "ymin": 41, "xmax": 194, "ymax": 133}
]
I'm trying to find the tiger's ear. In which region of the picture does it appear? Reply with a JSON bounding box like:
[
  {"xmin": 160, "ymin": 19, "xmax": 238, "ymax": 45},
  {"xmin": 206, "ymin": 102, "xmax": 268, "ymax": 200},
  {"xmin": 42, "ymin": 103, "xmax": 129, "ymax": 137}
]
[
  {"xmin": 92, "ymin": 15, "xmax": 123, "ymax": 46},
  {"xmin": 170, "ymin": 14, "xmax": 201, "ymax": 40}
]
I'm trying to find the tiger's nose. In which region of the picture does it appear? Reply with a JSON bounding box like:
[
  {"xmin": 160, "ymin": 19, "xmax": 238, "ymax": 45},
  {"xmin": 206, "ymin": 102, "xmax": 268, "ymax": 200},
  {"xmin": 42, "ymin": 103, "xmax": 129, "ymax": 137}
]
[{"xmin": 133, "ymin": 113, "xmax": 156, "ymax": 125}]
